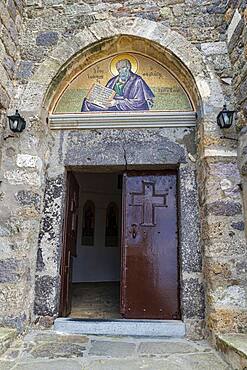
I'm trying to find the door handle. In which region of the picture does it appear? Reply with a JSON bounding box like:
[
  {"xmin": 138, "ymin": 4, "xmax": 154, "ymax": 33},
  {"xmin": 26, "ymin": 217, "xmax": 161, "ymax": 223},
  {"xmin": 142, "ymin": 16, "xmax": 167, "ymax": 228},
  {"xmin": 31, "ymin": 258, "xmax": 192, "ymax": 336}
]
[{"xmin": 130, "ymin": 224, "xmax": 137, "ymax": 239}]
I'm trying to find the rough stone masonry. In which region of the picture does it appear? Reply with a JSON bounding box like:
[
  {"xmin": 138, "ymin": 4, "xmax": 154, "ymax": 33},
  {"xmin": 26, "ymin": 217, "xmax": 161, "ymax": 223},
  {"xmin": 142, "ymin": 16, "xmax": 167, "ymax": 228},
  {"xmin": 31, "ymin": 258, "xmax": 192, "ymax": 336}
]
[{"xmin": 0, "ymin": 0, "xmax": 246, "ymax": 351}]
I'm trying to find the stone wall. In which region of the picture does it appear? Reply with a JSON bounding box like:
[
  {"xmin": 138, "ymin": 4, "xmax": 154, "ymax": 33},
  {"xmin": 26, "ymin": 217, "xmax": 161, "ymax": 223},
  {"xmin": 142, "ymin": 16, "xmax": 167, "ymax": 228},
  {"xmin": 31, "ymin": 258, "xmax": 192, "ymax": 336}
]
[
  {"xmin": 226, "ymin": 1, "xmax": 247, "ymax": 238},
  {"xmin": 17, "ymin": 0, "xmax": 230, "ymax": 84},
  {"xmin": 0, "ymin": 0, "xmax": 24, "ymax": 162},
  {"xmin": 0, "ymin": 1, "xmax": 246, "ymax": 339},
  {"xmin": 0, "ymin": 0, "xmax": 30, "ymax": 329},
  {"xmin": 199, "ymin": 1, "xmax": 247, "ymax": 340}
]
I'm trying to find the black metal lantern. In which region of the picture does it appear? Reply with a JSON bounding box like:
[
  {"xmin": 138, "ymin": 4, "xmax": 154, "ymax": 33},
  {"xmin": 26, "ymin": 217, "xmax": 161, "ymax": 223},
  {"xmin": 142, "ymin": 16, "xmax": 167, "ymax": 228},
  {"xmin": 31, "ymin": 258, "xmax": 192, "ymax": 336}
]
[
  {"xmin": 217, "ymin": 104, "xmax": 235, "ymax": 129},
  {"xmin": 7, "ymin": 110, "xmax": 26, "ymax": 133}
]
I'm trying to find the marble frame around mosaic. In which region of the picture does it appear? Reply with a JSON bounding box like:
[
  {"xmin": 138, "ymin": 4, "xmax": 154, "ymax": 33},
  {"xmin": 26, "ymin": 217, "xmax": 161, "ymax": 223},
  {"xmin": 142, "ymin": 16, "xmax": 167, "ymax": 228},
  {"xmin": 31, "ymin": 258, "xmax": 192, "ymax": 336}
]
[{"xmin": 52, "ymin": 52, "xmax": 195, "ymax": 108}]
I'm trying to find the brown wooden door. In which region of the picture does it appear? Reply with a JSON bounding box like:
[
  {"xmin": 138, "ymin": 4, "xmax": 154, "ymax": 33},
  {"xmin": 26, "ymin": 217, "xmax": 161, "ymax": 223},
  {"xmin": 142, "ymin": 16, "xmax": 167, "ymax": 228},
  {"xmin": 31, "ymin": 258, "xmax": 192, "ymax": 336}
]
[
  {"xmin": 59, "ymin": 172, "xmax": 79, "ymax": 317},
  {"xmin": 121, "ymin": 172, "xmax": 180, "ymax": 319}
]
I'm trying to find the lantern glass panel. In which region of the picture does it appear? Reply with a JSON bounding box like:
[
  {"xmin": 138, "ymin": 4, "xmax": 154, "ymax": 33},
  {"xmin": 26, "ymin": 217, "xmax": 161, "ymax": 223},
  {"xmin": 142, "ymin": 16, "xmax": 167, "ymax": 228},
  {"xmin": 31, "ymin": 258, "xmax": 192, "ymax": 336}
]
[{"xmin": 223, "ymin": 112, "xmax": 230, "ymax": 127}]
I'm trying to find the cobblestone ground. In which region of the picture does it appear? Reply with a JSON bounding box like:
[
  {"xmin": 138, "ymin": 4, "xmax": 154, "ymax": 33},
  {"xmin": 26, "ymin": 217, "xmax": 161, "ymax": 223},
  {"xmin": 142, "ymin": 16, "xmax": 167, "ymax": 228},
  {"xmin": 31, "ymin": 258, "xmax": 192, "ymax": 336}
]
[{"xmin": 0, "ymin": 330, "xmax": 231, "ymax": 370}]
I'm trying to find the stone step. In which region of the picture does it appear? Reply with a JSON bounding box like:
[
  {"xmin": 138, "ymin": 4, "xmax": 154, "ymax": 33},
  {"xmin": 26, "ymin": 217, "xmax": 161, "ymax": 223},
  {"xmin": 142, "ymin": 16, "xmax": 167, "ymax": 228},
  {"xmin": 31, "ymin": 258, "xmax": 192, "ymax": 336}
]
[
  {"xmin": 0, "ymin": 327, "xmax": 17, "ymax": 355},
  {"xmin": 216, "ymin": 334, "xmax": 247, "ymax": 370},
  {"xmin": 54, "ymin": 318, "xmax": 185, "ymax": 337}
]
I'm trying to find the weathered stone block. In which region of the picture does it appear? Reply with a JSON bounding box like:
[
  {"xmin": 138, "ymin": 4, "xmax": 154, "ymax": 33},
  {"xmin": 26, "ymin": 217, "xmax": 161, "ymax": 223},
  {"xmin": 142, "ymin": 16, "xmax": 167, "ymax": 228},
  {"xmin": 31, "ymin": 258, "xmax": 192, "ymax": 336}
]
[
  {"xmin": 15, "ymin": 61, "xmax": 33, "ymax": 80},
  {"xmin": 202, "ymin": 216, "xmax": 246, "ymax": 257},
  {"xmin": 0, "ymin": 259, "xmax": 24, "ymax": 283},
  {"xmin": 0, "ymin": 312, "xmax": 27, "ymax": 332},
  {"xmin": 1, "ymin": 24, "xmax": 17, "ymax": 59},
  {"xmin": 181, "ymin": 278, "xmax": 205, "ymax": 319},
  {"xmin": 158, "ymin": 0, "xmax": 184, "ymax": 5},
  {"xmin": 36, "ymin": 31, "xmax": 59, "ymax": 46},
  {"xmin": 4, "ymin": 170, "xmax": 41, "ymax": 187},
  {"xmin": 0, "ymin": 65, "xmax": 10, "ymax": 91},
  {"xmin": 210, "ymin": 285, "xmax": 246, "ymax": 309},
  {"xmin": 2, "ymin": 55, "xmax": 15, "ymax": 78},
  {"xmin": 208, "ymin": 308, "xmax": 247, "ymax": 333},
  {"xmin": 15, "ymin": 190, "xmax": 41, "ymax": 211},
  {"xmin": 34, "ymin": 275, "xmax": 59, "ymax": 316},
  {"xmin": 65, "ymin": 130, "xmax": 126, "ymax": 167},
  {"xmin": 227, "ymin": 8, "xmax": 242, "ymax": 43},
  {"xmin": 179, "ymin": 166, "xmax": 201, "ymax": 273},
  {"xmin": 231, "ymin": 221, "xmax": 245, "ymax": 231},
  {"xmin": 201, "ymin": 41, "xmax": 227, "ymax": 56},
  {"xmin": 206, "ymin": 201, "xmax": 242, "ymax": 216},
  {"xmin": 0, "ymin": 2, "xmax": 11, "ymax": 29},
  {"xmin": 6, "ymin": 0, "xmax": 17, "ymax": 20},
  {"xmin": 0, "ymin": 84, "xmax": 10, "ymax": 109},
  {"xmin": 37, "ymin": 175, "xmax": 64, "ymax": 276},
  {"xmin": 160, "ymin": 6, "xmax": 173, "ymax": 19},
  {"xmin": 184, "ymin": 319, "xmax": 205, "ymax": 340},
  {"xmin": 16, "ymin": 154, "xmax": 42, "ymax": 170},
  {"xmin": 204, "ymin": 257, "xmax": 246, "ymax": 287}
]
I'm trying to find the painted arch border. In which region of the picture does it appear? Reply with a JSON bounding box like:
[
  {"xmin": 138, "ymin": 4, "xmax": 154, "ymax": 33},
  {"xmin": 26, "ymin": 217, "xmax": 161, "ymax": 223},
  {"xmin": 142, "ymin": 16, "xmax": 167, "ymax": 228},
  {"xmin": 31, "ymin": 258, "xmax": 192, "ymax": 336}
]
[{"xmin": 16, "ymin": 17, "xmax": 225, "ymax": 131}]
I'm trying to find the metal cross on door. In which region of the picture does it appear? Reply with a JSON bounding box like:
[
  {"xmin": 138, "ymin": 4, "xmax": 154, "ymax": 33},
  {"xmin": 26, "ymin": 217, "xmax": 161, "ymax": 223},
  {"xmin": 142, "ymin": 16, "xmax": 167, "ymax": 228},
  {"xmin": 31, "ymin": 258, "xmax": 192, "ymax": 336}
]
[
  {"xmin": 121, "ymin": 172, "xmax": 180, "ymax": 320},
  {"xmin": 131, "ymin": 181, "xmax": 168, "ymax": 226}
]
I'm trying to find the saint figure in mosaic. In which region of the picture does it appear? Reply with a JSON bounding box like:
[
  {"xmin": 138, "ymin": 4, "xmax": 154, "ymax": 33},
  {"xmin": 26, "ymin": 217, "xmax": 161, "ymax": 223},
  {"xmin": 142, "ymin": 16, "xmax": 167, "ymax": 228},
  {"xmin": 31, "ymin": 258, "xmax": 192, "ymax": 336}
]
[{"xmin": 81, "ymin": 57, "xmax": 155, "ymax": 112}]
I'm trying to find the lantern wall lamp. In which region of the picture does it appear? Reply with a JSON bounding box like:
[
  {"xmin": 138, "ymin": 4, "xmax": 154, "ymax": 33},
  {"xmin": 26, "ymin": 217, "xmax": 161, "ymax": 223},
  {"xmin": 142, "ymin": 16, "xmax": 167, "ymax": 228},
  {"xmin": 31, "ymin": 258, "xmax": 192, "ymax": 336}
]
[
  {"xmin": 217, "ymin": 104, "xmax": 235, "ymax": 129},
  {"xmin": 7, "ymin": 110, "xmax": 26, "ymax": 133}
]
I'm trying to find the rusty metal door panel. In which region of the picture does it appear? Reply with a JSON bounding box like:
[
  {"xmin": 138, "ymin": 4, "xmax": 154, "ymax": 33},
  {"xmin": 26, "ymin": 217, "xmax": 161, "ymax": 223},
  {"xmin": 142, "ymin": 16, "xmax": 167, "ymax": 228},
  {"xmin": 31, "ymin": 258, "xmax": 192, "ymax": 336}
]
[
  {"xmin": 59, "ymin": 171, "xmax": 79, "ymax": 317},
  {"xmin": 121, "ymin": 172, "xmax": 180, "ymax": 320}
]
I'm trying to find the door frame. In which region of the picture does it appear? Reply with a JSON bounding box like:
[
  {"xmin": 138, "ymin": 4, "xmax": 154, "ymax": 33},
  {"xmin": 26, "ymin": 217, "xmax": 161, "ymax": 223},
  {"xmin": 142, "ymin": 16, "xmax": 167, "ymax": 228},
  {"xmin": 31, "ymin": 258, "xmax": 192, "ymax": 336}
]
[
  {"xmin": 59, "ymin": 170, "xmax": 79, "ymax": 317},
  {"xmin": 59, "ymin": 168, "xmax": 181, "ymax": 319}
]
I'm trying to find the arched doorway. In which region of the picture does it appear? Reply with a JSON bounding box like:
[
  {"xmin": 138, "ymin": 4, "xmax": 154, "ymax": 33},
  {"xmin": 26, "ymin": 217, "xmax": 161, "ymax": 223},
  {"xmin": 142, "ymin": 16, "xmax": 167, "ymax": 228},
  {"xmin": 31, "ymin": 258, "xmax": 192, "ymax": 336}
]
[
  {"xmin": 29, "ymin": 21, "xmax": 225, "ymax": 336},
  {"xmin": 43, "ymin": 35, "xmax": 198, "ymax": 321}
]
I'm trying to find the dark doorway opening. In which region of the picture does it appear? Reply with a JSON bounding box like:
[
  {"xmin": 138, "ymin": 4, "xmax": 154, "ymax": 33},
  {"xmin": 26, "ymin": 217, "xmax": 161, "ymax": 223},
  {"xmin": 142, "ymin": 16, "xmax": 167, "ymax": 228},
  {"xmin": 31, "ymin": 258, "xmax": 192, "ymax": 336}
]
[
  {"xmin": 59, "ymin": 170, "xmax": 180, "ymax": 320},
  {"xmin": 60, "ymin": 172, "xmax": 122, "ymax": 319}
]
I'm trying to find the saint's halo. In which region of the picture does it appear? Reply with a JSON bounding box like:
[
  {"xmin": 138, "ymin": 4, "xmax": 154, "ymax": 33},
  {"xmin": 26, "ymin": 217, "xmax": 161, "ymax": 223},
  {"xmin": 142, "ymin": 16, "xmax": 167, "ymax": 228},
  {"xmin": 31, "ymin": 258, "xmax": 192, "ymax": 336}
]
[{"xmin": 110, "ymin": 53, "xmax": 138, "ymax": 76}]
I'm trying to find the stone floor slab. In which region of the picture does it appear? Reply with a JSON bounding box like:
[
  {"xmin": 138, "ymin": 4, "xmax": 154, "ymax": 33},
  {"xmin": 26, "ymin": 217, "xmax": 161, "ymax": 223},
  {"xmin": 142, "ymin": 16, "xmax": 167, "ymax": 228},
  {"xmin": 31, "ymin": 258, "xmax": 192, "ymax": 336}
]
[
  {"xmin": 85, "ymin": 358, "xmax": 182, "ymax": 370},
  {"xmin": 138, "ymin": 340, "xmax": 199, "ymax": 355},
  {"xmin": 30, "ymin": 342, "xmax": 86, "ymax": 359},
  {"xmin": 0, "ymin": 360, "xmax": 15, "ymax": 370},
  {"xmin": 0, "ymin": 328, "xmax": 17, "ymax": 356},
  {"xmin": 169, "ymin": 352, "xmax": 231, "ymax": 370},
  {"xmin": 12, "ymin": 359, "xmax": 82, "ymax": 370},
  {"xmin": 0, "ymin": 330, "xmax": 231, "ymax": 370},
  {"xmin": 84, "ymin": 354, "xmax": 230, "ymax": 370},
  {"xmin": 89, "ymin": 340, "xmax": 136, "ymax": 357}
]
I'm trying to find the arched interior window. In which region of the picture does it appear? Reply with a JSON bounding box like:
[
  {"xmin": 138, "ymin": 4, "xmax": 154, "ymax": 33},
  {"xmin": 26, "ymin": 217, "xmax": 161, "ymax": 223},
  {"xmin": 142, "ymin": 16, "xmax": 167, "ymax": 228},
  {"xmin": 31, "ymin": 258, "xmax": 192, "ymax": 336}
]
[
  {"xmin": 105, "ymin": 202, "xmax": 119, "ymax": 247},
  {"xmin": 81, "ymin": 200, "xmax": 95, "ymax": 246}
]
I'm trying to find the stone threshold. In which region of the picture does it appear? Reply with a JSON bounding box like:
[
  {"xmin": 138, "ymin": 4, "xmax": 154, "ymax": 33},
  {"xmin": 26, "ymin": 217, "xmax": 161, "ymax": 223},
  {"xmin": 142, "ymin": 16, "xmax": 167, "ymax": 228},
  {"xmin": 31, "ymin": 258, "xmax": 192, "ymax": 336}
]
[
  {"xmin": 54, "ymin": 318, "xmax": 185, "ymax": 337},
  {"xmin": 216, "ymin": 333, "xmax": 247, "ymax": 370}
]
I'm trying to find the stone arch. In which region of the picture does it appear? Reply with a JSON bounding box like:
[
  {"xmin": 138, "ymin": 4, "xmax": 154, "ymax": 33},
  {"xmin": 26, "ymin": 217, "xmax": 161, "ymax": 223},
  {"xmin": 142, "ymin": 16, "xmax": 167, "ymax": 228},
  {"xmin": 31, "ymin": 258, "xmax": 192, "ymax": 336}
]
[{"xmin": 17, "ymin": 17, "xmax": 224, "ymax": 129}]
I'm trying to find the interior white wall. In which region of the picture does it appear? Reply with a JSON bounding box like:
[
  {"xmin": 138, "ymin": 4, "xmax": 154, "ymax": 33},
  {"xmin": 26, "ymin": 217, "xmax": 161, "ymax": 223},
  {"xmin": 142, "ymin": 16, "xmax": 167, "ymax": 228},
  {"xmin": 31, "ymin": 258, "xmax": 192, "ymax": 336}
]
[{"xmin": 72, "ymin": 173, "xmax": 121, "ymax": 282}]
